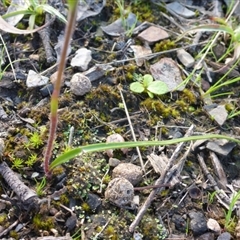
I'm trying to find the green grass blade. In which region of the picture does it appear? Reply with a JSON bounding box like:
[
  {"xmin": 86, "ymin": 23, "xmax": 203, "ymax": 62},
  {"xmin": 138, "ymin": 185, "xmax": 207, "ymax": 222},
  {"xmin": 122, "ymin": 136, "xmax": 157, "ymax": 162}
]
[
  {"xmin": 39, "ymin": 5, "xmax": 67, "ymax": 23},
  {"xmin": 50, "ymin": 148, "xmax": 82, "ymax": 170},
  {"xmin": 2, "ymin": 10, "xmax": 34, "ymax": 19},
  {"xmin": 50, "ymin": 134, "xmax": 240, "ymax": 170},
  {"xmin": 80, "ymin": 134, "xmax": 240, "ymax": 152}
]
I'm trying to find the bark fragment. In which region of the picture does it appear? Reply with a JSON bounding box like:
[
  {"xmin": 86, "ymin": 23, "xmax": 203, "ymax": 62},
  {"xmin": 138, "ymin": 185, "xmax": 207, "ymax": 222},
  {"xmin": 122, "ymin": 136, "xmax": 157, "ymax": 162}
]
[{"xmin": 0, "ymin": 162, "xmax": 40, "ymax": 210}]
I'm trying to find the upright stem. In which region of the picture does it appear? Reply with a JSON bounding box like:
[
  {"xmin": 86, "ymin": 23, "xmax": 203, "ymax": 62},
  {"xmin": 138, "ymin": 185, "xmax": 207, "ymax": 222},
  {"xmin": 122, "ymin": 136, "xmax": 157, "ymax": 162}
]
[{"xmin": 44, "ymin": 1, "xmax": 78, "ymax": 177}]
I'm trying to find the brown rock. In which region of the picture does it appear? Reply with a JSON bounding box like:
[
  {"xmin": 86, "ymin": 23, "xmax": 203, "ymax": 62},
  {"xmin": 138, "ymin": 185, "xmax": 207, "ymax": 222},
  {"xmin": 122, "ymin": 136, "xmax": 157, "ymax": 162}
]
[{"xmin": 112, "ymin": 163, "xmax": 142, "ymax": 186}]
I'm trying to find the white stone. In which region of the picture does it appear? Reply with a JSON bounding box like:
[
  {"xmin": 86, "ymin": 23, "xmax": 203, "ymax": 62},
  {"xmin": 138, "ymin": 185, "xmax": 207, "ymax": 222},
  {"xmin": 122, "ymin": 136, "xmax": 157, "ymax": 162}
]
[
  {"xmin": 71, "ymin": 48, "xmax": 92, "ymax": 71},
  {"xmin": 26, "ymin": 70, "xmax": 49, "ymax": 88},
  {"xmin": 207, "ymin": 218, "xmax": 221, "ymax": 233}
]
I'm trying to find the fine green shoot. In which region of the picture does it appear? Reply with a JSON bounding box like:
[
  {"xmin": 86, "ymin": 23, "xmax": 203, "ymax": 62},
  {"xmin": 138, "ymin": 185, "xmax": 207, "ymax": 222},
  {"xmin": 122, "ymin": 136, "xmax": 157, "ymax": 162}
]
[
  {"xmin": 224, "ymin": 190, "xmax": 240, "ymax": 230},
  {"xmin": 43, "ymin": 0, "xmax": 78, "ymax": 177},
  {"xmin": 35, "ymin": 177, "xmax": 46, "ymax": 197}
]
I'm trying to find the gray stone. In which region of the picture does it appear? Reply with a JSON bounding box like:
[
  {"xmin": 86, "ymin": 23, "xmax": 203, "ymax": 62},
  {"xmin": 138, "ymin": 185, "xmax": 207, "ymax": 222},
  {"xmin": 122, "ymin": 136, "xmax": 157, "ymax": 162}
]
[
  {"xmin": 206, "ymin": 140, "xmax": 236, "ymax": 156},
  {"xmin": 150, "ymin": 58, "xmax": 184, "ymax": 91},
  {"xmin": 196, "ymin": 232, "xmax": 215, "ymax": 240},
  {"xmin": 217, "ymin": 232, "xmax": 232, "ymax": 240},
  {"xmin": 105, "ymin": 177, "xmax": 134, "ymax": 207},
  {"xmin": 207, "ymin": 105, "xmax": 228, "ymax": 126},
  {"xmin": 177, "ymin": 49, "xmax": 195, "ymax": 68},
  {"xmin": 166, "ymin": 2, "xmax": 195, "ymax": 18},
  {"xmin": 189, "ymin": 211, "xmax": 208, "ymax": 235}
]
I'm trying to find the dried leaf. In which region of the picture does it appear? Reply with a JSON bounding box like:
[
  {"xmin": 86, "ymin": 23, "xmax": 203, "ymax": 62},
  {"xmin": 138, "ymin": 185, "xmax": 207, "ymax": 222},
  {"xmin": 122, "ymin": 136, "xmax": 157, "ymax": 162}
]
[{"xmin": 0, "ymin": 15, "xmax": 51, "ymax": 34}]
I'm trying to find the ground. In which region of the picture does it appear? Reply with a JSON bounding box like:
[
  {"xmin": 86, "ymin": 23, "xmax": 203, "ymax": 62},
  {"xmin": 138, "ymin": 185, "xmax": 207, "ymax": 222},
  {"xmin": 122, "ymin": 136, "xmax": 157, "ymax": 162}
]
[{"xmin": 0, "ymin": 0, "xmax": 240, "ymax": 239}]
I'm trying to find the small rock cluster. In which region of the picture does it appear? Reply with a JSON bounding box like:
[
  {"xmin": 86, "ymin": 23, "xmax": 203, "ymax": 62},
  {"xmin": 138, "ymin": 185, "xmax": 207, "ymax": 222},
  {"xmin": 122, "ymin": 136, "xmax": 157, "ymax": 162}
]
[{"xmin": 105, "ymin": 162, "xmax": 143, "ymax": 208}]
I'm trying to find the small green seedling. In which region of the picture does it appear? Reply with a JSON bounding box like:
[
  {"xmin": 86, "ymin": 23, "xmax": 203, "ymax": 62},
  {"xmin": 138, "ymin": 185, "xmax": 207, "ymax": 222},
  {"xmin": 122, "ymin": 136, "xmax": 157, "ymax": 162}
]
[
  {"xmin": 130, "ymin": 74, "xmax": 168, "ymax": 98},
  {"xmin": 224, "ymin": 190, "xmax": 240, "ymax": 231}
]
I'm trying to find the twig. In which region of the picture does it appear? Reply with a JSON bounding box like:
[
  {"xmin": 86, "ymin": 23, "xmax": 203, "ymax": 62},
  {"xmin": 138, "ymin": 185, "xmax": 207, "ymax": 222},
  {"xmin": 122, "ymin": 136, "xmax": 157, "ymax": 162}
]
[
  {"xmin": 197, "ymin": 153, "xmax": 231, "ymax": 210},
  {"xmin": 0, "ymin": 34, "xmax": 16, "ymax": 81},
  {"xmin": 129, "ymin": 124, "xmax": 195, "ymax": 232},
  {"xmin": 0, "ymin": 162, "xmax": 40, "ymax": 209},
  {"xmin": 67, "ymin": 126, "xmax": 74, "ymax": 146},
  {"xmin": 38, "ymin": 14, "xmax": 55, "ymax": 63},
  {"xmin": 0, "ymin": 219, "xmax": 19, "ymax": 238},
  {"xmin": 118, "ymin": 85, "xmax": 145, "ymax": 173}
]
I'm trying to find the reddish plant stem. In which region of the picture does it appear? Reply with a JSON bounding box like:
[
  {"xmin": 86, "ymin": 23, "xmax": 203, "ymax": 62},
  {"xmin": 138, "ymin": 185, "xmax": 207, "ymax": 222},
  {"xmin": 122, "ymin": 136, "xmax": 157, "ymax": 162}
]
[{"xmin": 44, "ymin": 4, "xmax": 78, "ymax": 177}]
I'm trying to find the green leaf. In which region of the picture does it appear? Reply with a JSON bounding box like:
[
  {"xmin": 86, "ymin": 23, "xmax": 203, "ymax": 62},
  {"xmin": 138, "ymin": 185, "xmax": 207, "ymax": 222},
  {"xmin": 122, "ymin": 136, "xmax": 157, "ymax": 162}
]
[
  {"xmin": 176, "ymin": 24, "xmax": 235, "ymax": 42},
  {"xmin": 39, "ymin": 4, "xmax": 67, "ymax": 23},
  {"xmin": 130, "ymin": 82, "xmax": 144, "ymax": 93},
  {"xmin": 147, "ymin": 91, "xmax": 154, "ymax": 98},
  {"xmin": 147, "ymin": 81, "xmax": 169, "ymax": 95},
  {"xmin": 143, "ymin": 74, "xmax": 153, "ymax": 87},
  {"xmin": 28, "ymin": 14, "xmax": 36, "ymax": 30},
  {"xmin": 50, "ymin": 148, "xmax": 82, "ymax": 170},
  {"xmin": 49, "ymin": 134, "xmax": 240, "ymax": 170}
]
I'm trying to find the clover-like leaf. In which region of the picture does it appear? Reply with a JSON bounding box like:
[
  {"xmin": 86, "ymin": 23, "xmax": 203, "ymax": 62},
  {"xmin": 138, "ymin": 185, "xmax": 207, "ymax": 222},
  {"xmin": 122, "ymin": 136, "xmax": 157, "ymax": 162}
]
[
  {"xmin": 147, "ymin": 81, "xmax": 169, "ymax": 95},
  {"xmin": 143, "ymin": 74, "xmax": 153, "ymax": 87},
  {"xmin": 130, "ymin": 82, "xmax": 145, "ymax": 93}
]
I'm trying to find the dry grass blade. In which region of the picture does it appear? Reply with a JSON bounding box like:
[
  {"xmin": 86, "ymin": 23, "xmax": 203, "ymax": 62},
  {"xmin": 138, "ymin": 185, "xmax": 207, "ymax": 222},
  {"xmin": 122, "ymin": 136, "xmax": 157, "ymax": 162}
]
[{"xmin": 0, "ymin": 15, "xmax": 53, "ymax": 34}]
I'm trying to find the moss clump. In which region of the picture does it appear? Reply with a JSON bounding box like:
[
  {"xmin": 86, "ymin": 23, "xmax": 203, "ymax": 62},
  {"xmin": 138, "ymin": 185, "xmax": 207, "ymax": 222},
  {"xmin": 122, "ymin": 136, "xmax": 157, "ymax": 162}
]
[
  {"xmin": 33, "ymin": 214, "xmax": 54, "ymax": 231},
  {"xmin": 0, "ymin": 213, "xmax": 7, "ymax": 225},
  {"xmin": 181, "ymin": 89, "xmax": 197, "ymax": 104},
  {"xmin": 153, "ymin": 39, "xmax": 176, "ymax": 53},
  {"xmin": 104, "ymin": 225, "xmax": 118, "ymax": 240},
  {"xmin": 81, "ymin": 202, "xmax": 91, "ymax": 212},
  {"xmin": 9, "ymin": 230, "xmax": 19, "ymax": 239},
  {"xmin": 140, "ymin": 215, "xmax": 168, "ymax": 239},
  {"xmin": 59, "ymin": 194, "xmax": 70, "ymax": 205},
  {"xmin": 141, "ymin": 98, "xmax": 180, "ymax": 119}
]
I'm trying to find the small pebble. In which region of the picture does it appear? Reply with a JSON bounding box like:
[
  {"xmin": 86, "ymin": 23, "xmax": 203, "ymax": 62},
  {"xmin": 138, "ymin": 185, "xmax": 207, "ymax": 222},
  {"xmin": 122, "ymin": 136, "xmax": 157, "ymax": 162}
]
[
  {"xmin": 166, "ymin": 2, "xmax": 195, "ymax": 18},
  {"xmin": 87, "ymin": 193, "xmax": 102, "ymax": 211},
  {"xmin": 138, "ymin": 26, "xmax": 169, "ymax": 44},
  {"xmin": 105, "ymin": 177, "xmax": 134, "ymax": 207},
  {"xmin": 105, "ymin": 133, "xmax": 127, "ymax": 157},
  {"xmin": 40, "ymin": 83, "xmax": 54, "ymax": 97},
  {"xmin": 207, "ymin": 218, "xmax": 221, "ymax": 234},
  {"xmin": 217, "ymin": 232, "xmax": 232, "ymax": 240},
  {"xmin": 70, "ymin": 73, "xmax": 92, "ymax": 96},
  {"xmin": 109, "ymin": 157, "xmax": 121, "ymax": 167},
  {"xmin": 196, "ymin": 232, "xmax": 215, "ymax": 240},
  {"xmin": 26, "ymin": 70, "xmax": 49, "ymax": 88},
  {"xmin": 66, "ymin": 214, "xmax": 77, "ymax": 231},
  {"xmin": 189, "ymin": 211, "xmax": 208, "ymax": 236},
  {"xmin": 172, "ymin": 214, "xmax": 187, "ymax": 232},
  {"xmin": 112, "ymin": 163, "xmax": 142, "ymax": 186},
  {"xmin": 71, "ymin": 48, "xmax": 92, "ymax": 71},
  {"xmin": 207, "ymin": 105, "xmax": 228, "ymax": 126},
  {"xmin": 177, "ymin": 49, "xmax": 195, "ymax": 68}
]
